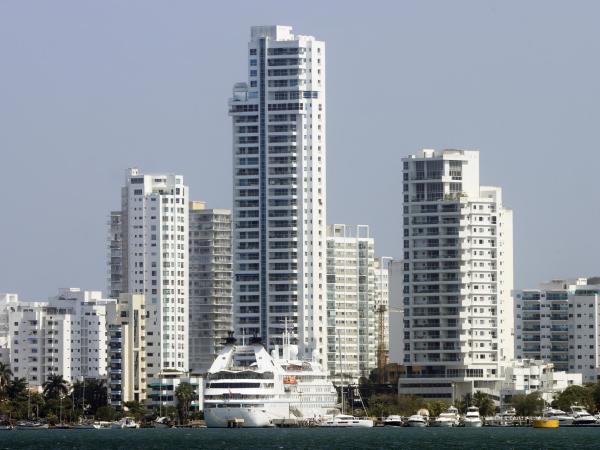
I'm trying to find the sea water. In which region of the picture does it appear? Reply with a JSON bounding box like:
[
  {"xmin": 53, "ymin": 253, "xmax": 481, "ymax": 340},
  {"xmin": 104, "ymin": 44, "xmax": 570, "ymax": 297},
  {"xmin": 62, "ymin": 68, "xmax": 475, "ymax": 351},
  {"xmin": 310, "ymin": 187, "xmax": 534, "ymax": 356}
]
[{"xmin": 1, "ymin": 427, "xmax": 599, "ymax": 449}]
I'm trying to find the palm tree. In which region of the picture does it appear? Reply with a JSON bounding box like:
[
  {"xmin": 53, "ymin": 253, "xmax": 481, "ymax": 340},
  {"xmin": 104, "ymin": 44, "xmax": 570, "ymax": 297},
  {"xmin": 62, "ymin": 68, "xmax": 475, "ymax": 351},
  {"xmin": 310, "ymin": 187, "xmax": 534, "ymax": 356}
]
[
  {"xmin": 0, "ymin": 362, "xmax": 12, "ymax": 399},
  {"xmin": 6, "ymin": 377, "xmax": 27, "ymax": 401},
  {"xmin": 473, "ymin": 391, "xmax": 496, "ymax": 417},
  {"xmin": 43, "ymin": 374, "xmax": 69, "ymax": 400},
  {"xmin": 175, "ymin": 382, "xmax": 195, "ymax": 424}
]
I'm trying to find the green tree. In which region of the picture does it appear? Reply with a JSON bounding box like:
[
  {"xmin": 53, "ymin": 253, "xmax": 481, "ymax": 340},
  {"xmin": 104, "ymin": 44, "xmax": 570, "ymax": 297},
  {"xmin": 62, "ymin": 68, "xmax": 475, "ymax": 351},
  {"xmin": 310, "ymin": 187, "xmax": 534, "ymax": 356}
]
[
  {"xmin": 367, "ymin": 394, "xmax": 398, "ymax": 417},
  {"xmin": 123, "ymin": 400, "xmax": 148, "ymax": 420},
  {"xmin": 426, "ymin": 400, "xmax": 449, "ymax": 418},
  {"xmin": 42, "ymin": 375, "xmax": 69, "ymax": 400},
  {"xmin": 590, "ymin": 382, "xmax": 600, "ymax": 412},
  {"xmin": 473, "ymin": 391, "xmax": 496, "ymax": 417},
  {"xmin": 95, "ymin": 405, "xmax": 118, "ymax": 421},
  {"xmin": 511, "ymin": 392, "xmax": 544, "ymax": 417},
  {"xmin": 175, "ymin": 382, "xmax": 195, "ymax": 424},
  {"xmin": 554, "ymin": 385, "xmax": 594, "ymax": 413},
  {"xmin": 396, "ymin": 395, "xmax": 426, "ymax": 416},
  {"xmin": 0, "ymin": 362, "xmax": 12, "ymax": 399},
  {"xmin": 6, "ymin": 377, "xmax": 27, "ymax": 401}
]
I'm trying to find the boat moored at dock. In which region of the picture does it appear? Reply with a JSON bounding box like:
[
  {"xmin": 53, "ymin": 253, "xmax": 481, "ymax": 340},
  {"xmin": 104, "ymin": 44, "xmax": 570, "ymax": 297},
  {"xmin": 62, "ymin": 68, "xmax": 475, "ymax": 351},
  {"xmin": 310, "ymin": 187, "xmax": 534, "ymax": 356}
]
[{"xmin": 203, "ymin": 334, "xmax": 337, "ymax": 428}]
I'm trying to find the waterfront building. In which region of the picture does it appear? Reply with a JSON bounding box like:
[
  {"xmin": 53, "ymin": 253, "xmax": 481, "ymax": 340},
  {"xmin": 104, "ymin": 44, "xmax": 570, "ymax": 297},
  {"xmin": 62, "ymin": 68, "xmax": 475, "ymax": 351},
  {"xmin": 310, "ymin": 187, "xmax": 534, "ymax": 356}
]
[
  {"xmin": 398, "ymin": 149, "xmax": 514, "ymax": 401},
  {"xmin": 501, "ymin": 359, "xmax": 582, "ymax": 404},
  {"xmin": 147, "ymin": 373, "xmax": 203, "ymax": 413},
  {"xmin": 109, "ymin": 168, "xmax": 189, "ymax": 378},
  {"xmin": 108, "ymin": 293, "xmax": 147, "ymax": 408},
  {"xmin": 0, "ymin": 294, "xmax": 18, "ymax": 364},
  {"xmin": 326, "ymin": 224, "xmax": 376, "ymax": 384},
  {"xmin": 9, "ymin": 288, "xmax": 116, "ymax": 387},
  {"xmin": 230, "ymin": 26, "xmax": 327, "ymax": 364},
  {"xmin": 188, "ymin": 201, "xmax": 233, "ymax": 373},
  {"xmin": 514, "ymin": 277, "xmax": 600, "ymax": 383}
]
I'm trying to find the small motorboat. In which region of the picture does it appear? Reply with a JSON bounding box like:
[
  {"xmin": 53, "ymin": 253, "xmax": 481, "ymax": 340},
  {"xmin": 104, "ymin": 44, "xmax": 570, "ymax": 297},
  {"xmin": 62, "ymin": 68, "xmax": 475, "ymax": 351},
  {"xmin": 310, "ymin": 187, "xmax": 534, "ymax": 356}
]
[
  {"xmin": 15, "ymin": 421, "xmax": 49, "ymax": 430},
  {"xmin": 433, "ymin": 406, "xmax": 460, "ymax": 427},
  {"xmin": 319, "ymin": 414, "xmax": 374, "ymax": 428},
  {"xmin": 570, "ymin": 405, "xmax": 596, "ymax": 426},
  {"xmin": 110, "ymin": 417, "xmax": 140, "ymax": 429},
  {"xmin": 463, "ymin": 406, "xmax": 482, "ymax": 427},
  {"xmin": 543, "ymin": 407, "xmax": 573, "ymax": 426},
  {"xmin": 383, "ymin": 415, "xmax": 404, "ymax": 426},
  {"xmin": 407, "ymin": 409, "xmax": 429, "ymax": 427},
  {"xmin": 153, "ymin": 417, "xmax": 172, "ymax": 428}
]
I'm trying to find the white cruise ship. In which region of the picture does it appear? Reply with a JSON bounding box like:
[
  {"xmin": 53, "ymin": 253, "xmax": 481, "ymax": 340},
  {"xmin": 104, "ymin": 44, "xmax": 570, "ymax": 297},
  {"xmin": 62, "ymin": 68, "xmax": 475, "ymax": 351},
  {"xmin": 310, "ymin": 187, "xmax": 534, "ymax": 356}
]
[{"xmin": 204, "ymin": 335, "xmax": 338, "ymax": 427}]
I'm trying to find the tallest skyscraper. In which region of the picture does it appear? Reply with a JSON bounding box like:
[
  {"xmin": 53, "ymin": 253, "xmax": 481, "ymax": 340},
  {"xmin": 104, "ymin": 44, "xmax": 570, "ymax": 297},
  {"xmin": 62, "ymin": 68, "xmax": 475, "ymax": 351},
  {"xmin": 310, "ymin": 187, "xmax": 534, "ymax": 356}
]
[{"xmin": 230, "ymin": 26, "xmax": 327, "ymax": 364}]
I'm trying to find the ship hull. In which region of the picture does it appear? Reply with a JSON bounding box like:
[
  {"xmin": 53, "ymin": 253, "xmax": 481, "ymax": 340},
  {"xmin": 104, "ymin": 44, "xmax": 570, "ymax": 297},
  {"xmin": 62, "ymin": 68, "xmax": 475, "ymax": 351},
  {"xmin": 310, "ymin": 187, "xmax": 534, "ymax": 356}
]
[{"xmin": 205, "ymin": 407, "xmax": 276, "ymax": 428}]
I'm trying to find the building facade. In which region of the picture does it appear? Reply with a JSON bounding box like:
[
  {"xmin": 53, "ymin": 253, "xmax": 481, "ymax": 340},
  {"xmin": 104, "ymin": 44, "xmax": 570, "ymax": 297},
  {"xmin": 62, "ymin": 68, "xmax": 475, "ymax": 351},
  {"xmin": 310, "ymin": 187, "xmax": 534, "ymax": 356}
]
[
  {"xmin": 9, "ymin": 289, "xmax": 116, "ymax": 387},
  {"xmin": 515, "ymin": 277, "xmax": 600, "ymax": 383},
  {"xmin": 374, "ymin": 256, "xmax": 392, "ymax": 371},
  {"xmin": 147, "ymin": 373, "xmax": 203, "ymax": 413},
  {"xmin": 326, "ymin": 224, "xmax": 376, "ymax": 384},
  {"xmin": 0, "ymin": 294, "xmax": 18, "ymax": 364},
  {"xmin": 107, "ymin": 211, "xmax": 123, "ymax": 299},
  {"xmin": 230, "ymin": 26, "xmax": 327, "ymax": 364},
  {"xmin": 189, "ymin": 201, "xmax": 232, "ymax": 373},
  {"xmin": 501, "ymin": 359, "xmax": 582, "ymax": 404},
  {"xmin": 110, "ymin": 168, "xmax": 189, "ymax": 378},
  {"xmin": 108, "ymin": 293, "xmax": 147, "ymax": 409},
  {"xmin": 398, "ymin": 149, "xmax": 514, "ymax": 400}
]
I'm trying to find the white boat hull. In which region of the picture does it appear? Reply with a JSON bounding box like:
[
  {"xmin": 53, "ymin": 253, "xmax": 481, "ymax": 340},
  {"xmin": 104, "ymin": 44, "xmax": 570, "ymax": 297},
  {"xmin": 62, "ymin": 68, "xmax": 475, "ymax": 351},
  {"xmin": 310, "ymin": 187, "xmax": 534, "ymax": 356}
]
[
  {"xmin": 319, "ymin": 420, "xmax": 374, "ymax": 428},
  {"xmin": 407, "ymin": 421, "xmax": 427, "ymax": 427},
  {"xmin": 205, "ymin": 407, "xmax": 274, "ymax": 428},
  {"xmin": 433, "ymin": 420, "xmax": 455, "ymax": 427},
  {"xmin": 463, "ymin": 420, "xmax": 482, "ymax": 427}
]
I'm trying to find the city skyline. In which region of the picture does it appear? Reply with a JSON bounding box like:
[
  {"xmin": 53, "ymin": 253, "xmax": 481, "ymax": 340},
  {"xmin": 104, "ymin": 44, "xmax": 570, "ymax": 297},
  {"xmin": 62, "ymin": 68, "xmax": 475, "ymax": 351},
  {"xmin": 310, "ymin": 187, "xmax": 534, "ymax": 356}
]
[{"xmin": 2, "ymin": 1, "xmax": 600, "ymax": 303}]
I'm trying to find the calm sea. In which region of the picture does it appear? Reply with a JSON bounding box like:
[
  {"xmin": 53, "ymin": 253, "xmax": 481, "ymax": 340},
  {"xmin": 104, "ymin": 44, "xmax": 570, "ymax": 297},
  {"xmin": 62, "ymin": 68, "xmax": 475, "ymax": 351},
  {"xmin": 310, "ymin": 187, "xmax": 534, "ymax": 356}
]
[{"xmin": 1, "ymin": 427, "xmax": 599, "ymax": 449}]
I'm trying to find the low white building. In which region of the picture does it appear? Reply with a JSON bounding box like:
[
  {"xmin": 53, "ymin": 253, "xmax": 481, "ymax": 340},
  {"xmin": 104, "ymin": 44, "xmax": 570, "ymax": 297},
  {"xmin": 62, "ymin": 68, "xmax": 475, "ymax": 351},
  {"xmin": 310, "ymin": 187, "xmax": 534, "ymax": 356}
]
[
  {"xmin": 147, "ymin": 372, "xmax": 203, "ymax": 413},
  {"xmin": 501, "ymin": 359, "xmax": 582, "ymax": 404},
  {"xmin": 9, "ymin": 288, "xmax": 116, "ymax": 387}
]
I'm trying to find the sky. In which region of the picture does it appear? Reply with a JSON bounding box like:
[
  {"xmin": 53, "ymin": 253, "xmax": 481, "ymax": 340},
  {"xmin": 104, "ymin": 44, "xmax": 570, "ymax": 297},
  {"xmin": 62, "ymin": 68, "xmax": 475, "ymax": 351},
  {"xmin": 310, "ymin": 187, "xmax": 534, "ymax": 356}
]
[{"xmin": 1, "ymin": 0, "xmax": 599, "ymax": 302}]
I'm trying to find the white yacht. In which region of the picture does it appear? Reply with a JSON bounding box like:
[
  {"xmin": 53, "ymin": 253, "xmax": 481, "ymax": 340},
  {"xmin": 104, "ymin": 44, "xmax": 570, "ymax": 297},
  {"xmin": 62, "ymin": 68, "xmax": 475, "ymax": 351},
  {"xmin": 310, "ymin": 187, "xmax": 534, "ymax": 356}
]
[
  {"xmin": 463, "ymin": 406, "xmax": 483, "ymax": 427},
  {"xmin": 407, "ymin": 409, "xmax": 429, "ymax": 427},
  {"xmin": 433, "ymin": 406, "xmax": 460, "ymax": 427},
  {"xmin": 204, "ymin": 334, "xmax": 338, "ymax": 427},
  {"xmin": 383, "ymin": 415, "xmax": 404, "ymax": 426},
  {"xmin": 319, "ymin": 414, "xmax": 374, "ymax": 428},
  {"xmin": 110, "ymin": 417, "xmax": 139, "ymax": 429},
  {"xmin": 570, "ymin": 405, "xmax": 596, "ymax": 426},
  {"xmin": 542, "ymin": 407, "xmax": 573, "ymax": 426}
]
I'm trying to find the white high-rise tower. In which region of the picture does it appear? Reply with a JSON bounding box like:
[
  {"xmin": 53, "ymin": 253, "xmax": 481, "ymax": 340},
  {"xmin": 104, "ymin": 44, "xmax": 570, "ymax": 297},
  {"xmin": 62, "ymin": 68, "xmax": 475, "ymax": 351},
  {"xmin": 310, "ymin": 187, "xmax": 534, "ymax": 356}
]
[
  {"xmin": 398, "ymin": 149, "xmax": 514, "ymax": 400},
  {"xmin": 116, "ymin": 168, "xmax": 189, "ymax": 378},
  {"xmin": 230, "ymin": 26, "xmax": 327, "ymax": 364}
]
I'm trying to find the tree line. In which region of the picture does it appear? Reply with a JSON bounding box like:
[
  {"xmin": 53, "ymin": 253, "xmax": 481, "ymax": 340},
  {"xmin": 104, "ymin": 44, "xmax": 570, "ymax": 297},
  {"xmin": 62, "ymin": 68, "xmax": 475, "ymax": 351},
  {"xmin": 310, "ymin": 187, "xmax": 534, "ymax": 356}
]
[{"xmin": 0, "ymin": 363, "xmax": 199, "ymax": 425}]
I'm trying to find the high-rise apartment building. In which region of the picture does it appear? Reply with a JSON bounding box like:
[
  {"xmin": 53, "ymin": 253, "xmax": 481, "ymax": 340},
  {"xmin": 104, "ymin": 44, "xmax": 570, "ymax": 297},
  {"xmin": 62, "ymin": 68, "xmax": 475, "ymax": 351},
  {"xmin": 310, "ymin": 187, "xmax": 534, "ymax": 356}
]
[
  {"xmin": 374, "ymin": 256, "xmax": 392, "ymax": 370},
  {"xmin": 230, "ymin": 26, "xmax": 327, "ymax": 363},
  {"xmin": 189, "ymin": 201, "xmax": 232, "ymax": 373},
  {"xmin": 0, "ymin": 294, "xmax": 18, "ymax": 364},
  {"xmin": 514, "ymin": 277, "xmax": 600, "ymax": 383},
  {"xmin": 9, "ymin": 288, "xmax": 116, "ymax": 387},
  {"xmin": 110, "ymin": 168, "xmax": 189, "ymax": 378},
  {"xmin": 326, "ymin": 225, "xmax": 376, "ymax": 383},
  {"xmin": 388, "ymin": 260, "xmax": 405, "ymax": 364},
  {"xmin": 398, "ymin": 149, "xmax": 514, "ymax": 400},
  {"xmin": 107, "ymin": 211, "xmax": 123, "ymax": 299},
  {"xmin": 108, "ymin": 293, "xmax": 147, "ymax": 408}
]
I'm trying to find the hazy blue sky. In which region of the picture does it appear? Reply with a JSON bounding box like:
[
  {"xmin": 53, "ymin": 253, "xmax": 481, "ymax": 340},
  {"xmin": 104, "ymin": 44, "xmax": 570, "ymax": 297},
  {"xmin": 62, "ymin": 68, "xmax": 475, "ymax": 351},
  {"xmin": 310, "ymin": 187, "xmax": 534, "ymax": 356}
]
[{"xmin": 1, "ymin": 0, "xmax": 599, "ymax": 300}]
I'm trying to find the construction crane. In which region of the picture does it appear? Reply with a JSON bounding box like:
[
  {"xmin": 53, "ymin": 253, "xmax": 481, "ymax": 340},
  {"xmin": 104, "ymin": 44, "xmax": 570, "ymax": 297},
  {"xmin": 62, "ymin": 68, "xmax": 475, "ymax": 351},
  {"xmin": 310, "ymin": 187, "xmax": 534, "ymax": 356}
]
[{"xmin": 375, "ymin": 304, "xmax": 403, "ymax": 384}]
